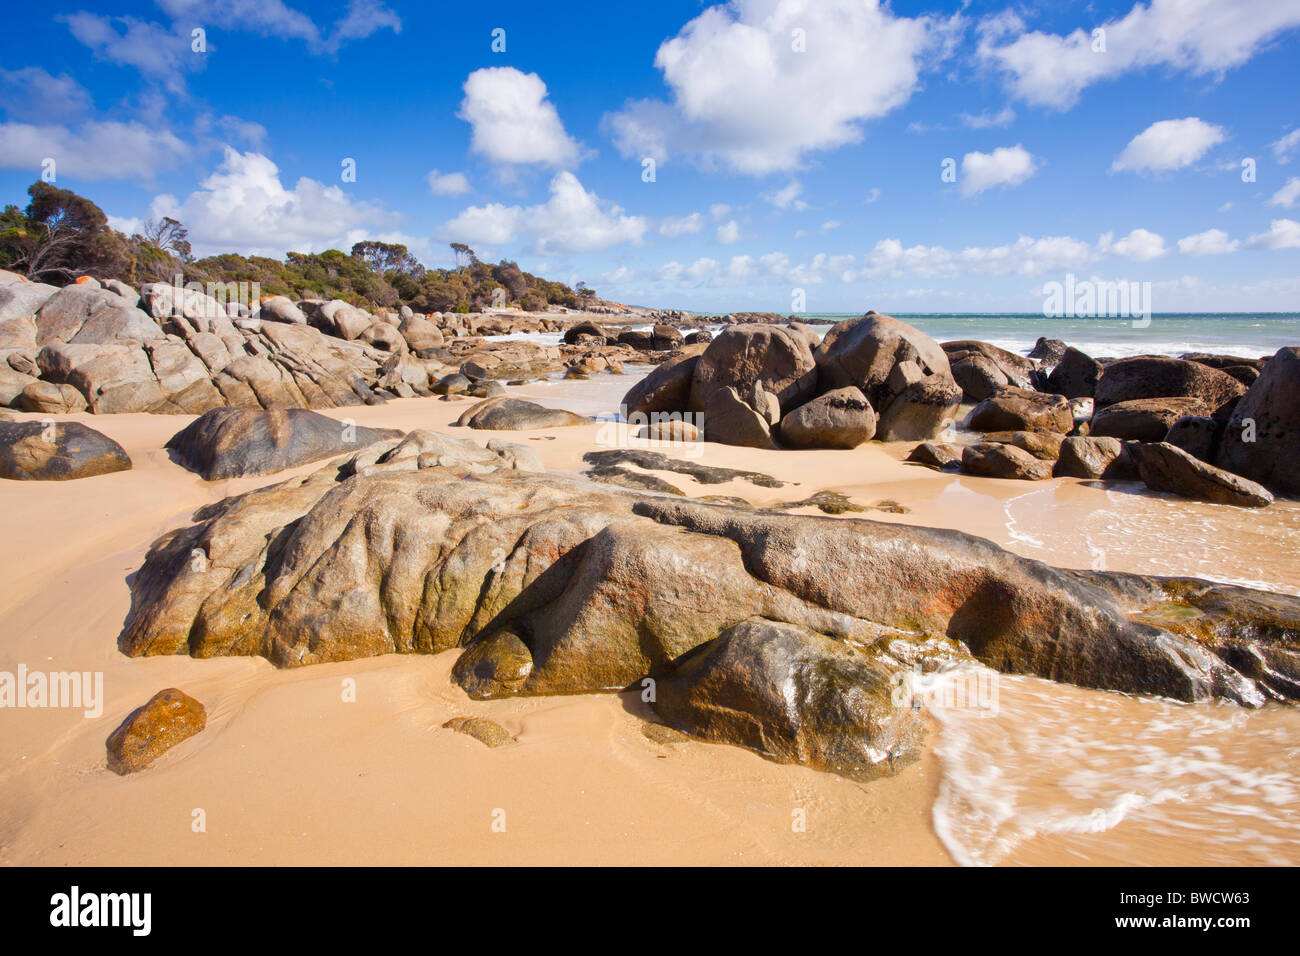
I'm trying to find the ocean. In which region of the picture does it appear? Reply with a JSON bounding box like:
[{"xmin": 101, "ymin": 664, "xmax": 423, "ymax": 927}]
[{"xmin": 488, "ymin": 313, "xmax": 1300, "ymax": 360}]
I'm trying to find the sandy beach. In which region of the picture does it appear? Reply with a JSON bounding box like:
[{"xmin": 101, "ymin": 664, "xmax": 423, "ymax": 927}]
[{"xmin": 3, "ymin": 371, "xmax": 1297, "ymax": 867}]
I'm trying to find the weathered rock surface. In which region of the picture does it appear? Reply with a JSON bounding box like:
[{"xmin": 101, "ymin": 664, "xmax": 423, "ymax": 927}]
[
  {"xmin": 1164, "ymin": 415, "xmax": 1220, "ymax": 463},
  {"xmin": 962, "ymin": 441, "xmax": 1054, "ymax": 480},
  {"xmin": 816, "ymin": 313, "xmax": 952, "ymax": 412},
  {"xmin": 689, "ymin": 325, "xmax": 818, "ymax": 413},
  {"xmin": 121, "ymin": 459, "xmax": 1297, "ymax": 724},
  {"xmin": 943, "ymin": 340, "xmax": 1036, "ymax": 401},
  {"xmin": 0, "ymin": 420, "xmax": 131, "ymax": 481},
  {"xmin": 1045, "ymin": 347, "xmax": 1102, "ymax": 399},
  {"xmin": 34, "ymin": 285, "xmax": 164, "ymax": 347},
  {"xmin": 979, "ymin": 430, "xmax": 1064, "ymax": 461},
  {"xmin": 1095, "ymin": 356, "xmax": 1246, "ymax": 415},
  {"xmin": 967, "ymin": 386, "xmax": 1074, "ymax": 434},
  {"xmin": 777, "ymin": 385, "xmax": 876, "ymax": 449},
  {"xmin": 906, "ymin": 441, "xmax": 963, "ymax": 471},
  {"xmin": 1132, "ymin": 442, "xmax": 1274, "ymax": 508},
  {"xmin": 876, "ymin": 373, "xmax": 962, "ymax": 441},
  {"xmin": 703, "ymin": 386, "xmax": 776, "ymax": 449},
  {"xmin": 106, "ymin": 688, "xmax": 206, "ymax": 774},
  {"xmin": 652, "ymin": 619, "xmax": 925, "ymax": 779},
  {"xmin": 1053, "ymin": 436, "xmax": 1125, "ymax": 479},
  {"xmin": 1215, "ymin": 347, "xmax": 1300, "ymax": 498},
  {"xmin": 1091, "ymin": 397, "xmax": 1209, "ymax": 443},
  {"xmin": 166, "ymin": 408, "xmax": 401, "ymax": 479}
]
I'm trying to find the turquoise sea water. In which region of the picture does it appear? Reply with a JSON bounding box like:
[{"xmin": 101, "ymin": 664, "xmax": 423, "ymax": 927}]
[{"xmin": 800, "ymin": 313, "xmax": 1300, "ymax": 359}]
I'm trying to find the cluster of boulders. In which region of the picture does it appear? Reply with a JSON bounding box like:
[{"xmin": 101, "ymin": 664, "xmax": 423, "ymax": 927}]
[
  {"xmin": 118, "ymin": 433, "xmax": 1300, "ymax": 778},
  {"xmin": 0, "ymin": 271, "xmax": 680, "ymax": 416},
  {"xmin": 911, "ymin": 341, "xmax": 1295, "ymax": 508},
  {"xmin": 623, "ymin": 312, "xmax": 962, "ymax": 450}
]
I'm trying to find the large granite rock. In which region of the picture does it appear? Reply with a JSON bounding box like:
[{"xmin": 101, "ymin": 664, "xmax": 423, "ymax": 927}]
[
  {"xmin": 942, "ymin": 340, "xmax": 1035, "ymax": 401},
  {"xmin": 1054, "ymin": 436, "xmax": 1125, "ymax": 479},
  {"xmin": 166, "ymin": 407, "xmax": 402, "ymax": 479},
  {"xmin": 1044, "ymin": 347, "xmax": 1102, "ymax": 399},
  {"xmin": 35, "ymin": 285, "xmax": 164, "ymax": 347},
  {"xmin": 962, "ymin": 441, "xmax": 1054, "ymax": 480},
  {"xmin": 816, "ymin": 312, "xmax": 952, "ymax": 411},
  {"xmin": 967, "ymin": 386, "xmax": 1074, "ymax": 434},
  {"xmin": 1095, "ymin": 356, "xmax": 1246, "ymax": 415},
  {"xmin": 0, "ymin": 278, "xmax": 59, "ymax": 322},
  {"xmin": 876, "ymin": 373, "xmax": 962, "ymax": 441},
  {"xmin": 121, "ymin": 459, "xmax": 1298, "ymax": 728},
  {"xmin": 0, "ymin": 420, "xmax": 131, "ymax": 481},
  {"xmin": 689, "ymin": 325, "xmax": 818, "ymax": 413},
  {"xmin": 1215, "ymin": 347, "xmax": 1300, "ymax": 498},
  {"xmin": 702, "ymin": 386, "xmax": 776, "ymax": 449},
  {"xmin": 621, "ymin": 344, "xmax": 706, "ymax": 416},
  {"xmin": 778, "ymin": 386, "xmax": 876, "ymax": 449},
  {"xmin": 1131, "ymin": 442, "xmax": 1274, "ymax": 508},
  {"xmin": 1091, "ymin": 397, "xmax": 1209, "ymax": 443}
]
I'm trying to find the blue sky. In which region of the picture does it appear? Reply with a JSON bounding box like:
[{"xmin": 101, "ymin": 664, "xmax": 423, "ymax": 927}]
[{"xmin": 2, "ymin": 0, "xmax": 1299, "ymax": 312}]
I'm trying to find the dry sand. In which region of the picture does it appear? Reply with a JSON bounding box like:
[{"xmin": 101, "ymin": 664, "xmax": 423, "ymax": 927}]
[{"xmin": 1, "ymin": 373, "xmax": 1297, "ymax": 866}]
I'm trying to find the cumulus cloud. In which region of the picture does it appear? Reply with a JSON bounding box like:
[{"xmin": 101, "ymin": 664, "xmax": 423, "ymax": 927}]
[
  {"xmin": 1099, "ymin": 227, "xmax": 1168, "ymax": 261},
  {"xmin": 601, "ymin": 265, "xmax": 637, "ymax": 283},
  {"xmin": 149, "ymin": 148, "xmax": 399, "ymax": 256},
  {"xmin": 1111, "ymin": 117, "xmax": 1225, "ymax": 173},
  {"xmin": 659, "ymin": 212, "xmax": 704, "ymax": 237},
  {"xmin": 1177, "ymin": 228, "xmax": 1239, "ymax": 255},
  {"xmin": 0, "ymin": 119, "xmax": 188, "ymax": 181},
  {"xmin": 458, "ymin": 67, "xmax": 581, "ymax": 169},
  {"xmin": 1246, "ymin": 218, "xmax": 1300, "ymax": 250},
  {"xmin": 437, "ymin": 171, "xmax": 646, "ymax": 254},
  {"xmin": 716, "ymin": 220, "xmax": 742, "ymax": 244},
  {"xmin": 1268, "ymin": 176, "xmax": 1300, "ymax": 208},
  {"xmin": 604, "ymin": 0, "xmax": 959, "ymax": 174},
  {"xmin": 960, "ymin": 145, "xmax": 1039, "ymax": 196},
  {"xmin": 427, "ymin": 169, "xmax": 471, "ymax": 196},
  {"xmin": 979, "ymin": 0, "xmax": 1300, "ymax": 109}
]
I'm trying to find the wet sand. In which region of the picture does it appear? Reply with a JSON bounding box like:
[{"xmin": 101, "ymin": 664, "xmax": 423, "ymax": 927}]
[{"xmin": 1, "ymin": 371, "xmax": 1296, "ymax": 866}]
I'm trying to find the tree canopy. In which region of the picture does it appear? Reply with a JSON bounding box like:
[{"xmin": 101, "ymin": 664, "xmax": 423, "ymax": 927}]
[{"xmin": 0, "ymin": 181, "xmax": 593, "ymax": 313}]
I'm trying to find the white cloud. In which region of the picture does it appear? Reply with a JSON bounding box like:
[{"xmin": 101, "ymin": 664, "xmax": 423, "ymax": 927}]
[
  {"xmin": 438, "ymin": 171, "xmax": 646, "ymax": 254},
  {"xmin": 0, "ymin": 120, "xmax": 188, "ymax": 181},
  {"xmin": 427, "ymin": 169, "xmax": 471, "ymax": 196},
  {"xmin": 150, "ymin": 148, "xmax": 399, "ymax": 256},
  {"xmin": 156, "ymin": 0, "xmax": 400, "ymax": 54},
  {"xmin": 659, "ymin": 212, "xmax": 704, "ymax": 237},
  {"xmin": 1177, "ymin": 228, "xmax": 1239, "ymax": 255},
  {"xmin": 1111, "ymin": 117, "xmax": 1225, "ymax": 173},
  {"xmin": 1246, "ymin": 218, "xmax": 1300, "ymax": 250},
  {"xmin": 604, "ymin": 0, "xmax": 959, "ymax": 174},
  {"xmin": 959, "ymin": 107, "xmax": 1016, "ymax": 129},
  {"xmin": 980, "ymin": 0, "xmax": 1300, "ymax": 109},
  {"xmin": 59, "ymin": 14, "xmax": 195, "ymax": 93},
  {"xmin": 709, "ymin": 203, "xmax": 731, "ymax": 221},
  {"xmin": 864, "ymin": 187, "xmax": 881, "ymax": 203},
  {"xmin": 0, "ymin": 68, "xmax": 93, "ymax": 122},
  {"xmin": 458, "ymin": 67, "xmax": 581, "ymax": 169},
  {"xmin": 764, "ymin": 181, "xmax": 808, "ymax": 211},
  {"xmin": 1268, "ymin": 176, "xmax": 1300, "ymax": 208},
  {"xmin": 960, "ymin": 144, "xmax": 1039, "ymax": 196},
  {"xmin": 716, "ymin": 220, "xmax": 742, "ymax": 244},
  {"xmin": 1100, "ymin": 227, "xmax": 1169, "ymax": 261},
  {"xmin": 821, "ymin": 220, "xmax": 841, "ymax": 231},
  {"xmin": 1272, "ymin": 129, "xmax": 1300, "ymax": 164},
  {"xmin": 1218, "ymin": 201, "xmax": 1234, "ymax": 212}
]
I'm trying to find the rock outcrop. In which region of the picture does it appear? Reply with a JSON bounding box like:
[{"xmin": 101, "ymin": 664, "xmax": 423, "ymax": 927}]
[{"xmin": 1215, "ymin": 347, "xmax": 1300, "ymax": 498}]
